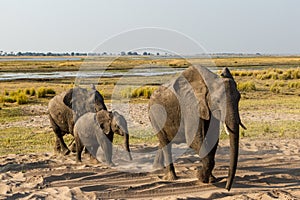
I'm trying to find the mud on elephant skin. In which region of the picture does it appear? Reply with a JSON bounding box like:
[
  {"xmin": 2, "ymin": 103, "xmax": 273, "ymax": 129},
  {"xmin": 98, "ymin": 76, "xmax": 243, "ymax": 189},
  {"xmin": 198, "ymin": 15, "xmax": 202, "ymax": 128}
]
[
  {"xmin": 148, "ymin": 66, "xmax": 246, "ymax": 191},
  {"xmin": 74, "ymin": 110, "xmax": 132, "ymax": 165},
  {"xmin": 48, "ymin": 85, "xmax": 107, "ymax": 155}
]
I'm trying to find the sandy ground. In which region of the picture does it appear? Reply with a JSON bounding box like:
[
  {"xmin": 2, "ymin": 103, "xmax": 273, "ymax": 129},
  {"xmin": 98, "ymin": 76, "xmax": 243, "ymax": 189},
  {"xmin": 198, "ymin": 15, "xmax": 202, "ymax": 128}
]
[{"xmin": 0, "ymin": 104, "xmax": 299, "ymax": 199}]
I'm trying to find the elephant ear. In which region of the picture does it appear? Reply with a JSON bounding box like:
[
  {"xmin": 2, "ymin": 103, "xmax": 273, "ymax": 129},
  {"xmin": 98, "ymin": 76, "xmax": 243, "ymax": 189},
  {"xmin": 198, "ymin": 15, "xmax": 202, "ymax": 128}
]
[
  {"xmin": 89, "ymin": 89, "xmax": 107, "ymax": 111},
  {"xmin": 181, "ymin": 66, "xmax": 210, "ymax": 120},
  {"xmin": 96, "ymin": 110, "xmax": 111, "ymax": 135},
  {"xmin": 183, "ymin": 66, "xmax": 226, "ymax": 122},
  {"xmin": 196, "ymin": 66, "xmax": 226, "ymax": 122},
  {"xmin": 63, "ymin": 88, "xmax": 74, "ymax": 108},
  {"xmin": 112, "ymin": 111, "xmax": 128, "ymax": 133}
]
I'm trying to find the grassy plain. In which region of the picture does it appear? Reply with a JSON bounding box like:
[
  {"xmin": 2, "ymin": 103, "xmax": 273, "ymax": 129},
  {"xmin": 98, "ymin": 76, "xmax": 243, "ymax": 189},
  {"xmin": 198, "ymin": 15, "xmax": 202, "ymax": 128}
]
[{"xmin": 0, "ymin": 56, "xmax": 299, "ymax": 155}]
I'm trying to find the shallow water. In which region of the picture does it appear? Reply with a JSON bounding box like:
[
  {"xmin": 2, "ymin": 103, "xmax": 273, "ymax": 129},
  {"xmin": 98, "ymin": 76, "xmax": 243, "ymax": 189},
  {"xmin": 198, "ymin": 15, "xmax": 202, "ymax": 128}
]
[{"xmin": 0, "ymin": 68, "xmax": 185, "ymax": 81}]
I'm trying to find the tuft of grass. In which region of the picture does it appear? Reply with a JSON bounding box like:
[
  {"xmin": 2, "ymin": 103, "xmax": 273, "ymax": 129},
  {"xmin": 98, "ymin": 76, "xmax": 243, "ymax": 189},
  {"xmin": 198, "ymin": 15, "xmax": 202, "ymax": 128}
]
[
  {"xmin": 237, "ymin": 81, "xmax": 256, "ymax": 92},
  {"xmin": 269, "ymin": 81, "xmax": 286, "ymax": 94},
  {"xmin": 232, "ymin": 67, "xmax": 300, "ymax": 80},
  {"xmin": 16, "ymin": 93, "xmax": 29, "ymax": 105},
  {"xmin": 288, "ymin": 81, "xmax": 300, "ymax": 89},
  {"xmin": 121, "ymin": 86, "xmax": 157, "ymax": 99},
  {"xmin": 0, "ymin": 91, "xmax": 28, "ymax": 105},
  {"xmin": 37, "ymin": 87, "xmax": 47, "ymax": 98},
  {"xmin": 37, "ymin": 87, "xmax": 56, "ymax": 98}
]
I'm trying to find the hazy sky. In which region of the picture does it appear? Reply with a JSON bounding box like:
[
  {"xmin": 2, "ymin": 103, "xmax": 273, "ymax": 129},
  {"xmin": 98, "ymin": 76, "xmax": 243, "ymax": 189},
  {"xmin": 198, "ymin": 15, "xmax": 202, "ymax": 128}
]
[{"xmin": 1, "ymin": 0, "xmax": 300, "ymax": 54}]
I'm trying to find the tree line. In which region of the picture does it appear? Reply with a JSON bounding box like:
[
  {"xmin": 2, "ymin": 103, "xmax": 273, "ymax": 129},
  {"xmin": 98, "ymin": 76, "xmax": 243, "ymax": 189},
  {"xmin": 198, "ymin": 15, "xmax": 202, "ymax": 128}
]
[{"xmin": 0, "ymin": 51, "xmax": 162, "ymax": 57}]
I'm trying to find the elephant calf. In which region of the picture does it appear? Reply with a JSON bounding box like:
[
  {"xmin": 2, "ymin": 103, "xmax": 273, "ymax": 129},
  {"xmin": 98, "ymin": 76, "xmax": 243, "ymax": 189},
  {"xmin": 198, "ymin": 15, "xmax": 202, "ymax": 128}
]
[{"xmin": 74, "ymin": 110, "xmax": 132, "ymax": 165}]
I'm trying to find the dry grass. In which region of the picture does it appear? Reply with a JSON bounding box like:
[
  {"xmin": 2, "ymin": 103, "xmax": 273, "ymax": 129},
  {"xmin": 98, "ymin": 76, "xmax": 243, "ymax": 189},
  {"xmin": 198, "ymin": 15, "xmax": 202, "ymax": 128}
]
[{"xmin": 0, "ymin": 56, "xmax": 299, "ymax": 155}]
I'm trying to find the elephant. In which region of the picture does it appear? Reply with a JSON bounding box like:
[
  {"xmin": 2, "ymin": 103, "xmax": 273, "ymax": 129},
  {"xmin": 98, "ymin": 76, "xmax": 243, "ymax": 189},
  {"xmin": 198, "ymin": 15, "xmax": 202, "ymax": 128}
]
[
  {"xmin": 48, "ymin": 85, "xmax": 107, "ymax": 155},
  {"xmin": 148, "ymin": 66, "xmax": 246, "ymax": 191},
  {"xmin": 74, "ymin": 110, "xmax": 132, "ymax": 165}
]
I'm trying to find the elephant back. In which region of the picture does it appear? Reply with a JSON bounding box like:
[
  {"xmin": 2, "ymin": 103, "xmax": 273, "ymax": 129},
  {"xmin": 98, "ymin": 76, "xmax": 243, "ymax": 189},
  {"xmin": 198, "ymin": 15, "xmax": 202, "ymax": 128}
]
[{"xmin": 74, "ymin": 112, "xmax": 104, "ymax": 147}]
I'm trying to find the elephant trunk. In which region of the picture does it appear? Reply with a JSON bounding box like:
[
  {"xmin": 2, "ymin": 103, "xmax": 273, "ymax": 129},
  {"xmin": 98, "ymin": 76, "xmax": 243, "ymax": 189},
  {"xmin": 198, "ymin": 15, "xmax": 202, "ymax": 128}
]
[
  {"xmin": 225, "ymin": 124, "xmax": 239, "ymax": 191},
  {"xmin": 124, "ymin": 131, "xmax": 132, "ymax": 160}
]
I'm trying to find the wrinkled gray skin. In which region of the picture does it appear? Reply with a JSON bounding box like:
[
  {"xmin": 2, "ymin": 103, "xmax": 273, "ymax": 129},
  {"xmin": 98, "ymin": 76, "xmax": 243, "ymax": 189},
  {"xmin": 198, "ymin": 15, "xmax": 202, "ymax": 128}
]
[
  {"xmin": 48, "ymin": 86, "xmax": 107, "ymax": 155},
  {"xmin": 148, "ymin": 66, "xmax": 245, "ymax": 191},
  {"xmin": 74, "ymin": 110, "xmax": 132, "ymax": 165}
]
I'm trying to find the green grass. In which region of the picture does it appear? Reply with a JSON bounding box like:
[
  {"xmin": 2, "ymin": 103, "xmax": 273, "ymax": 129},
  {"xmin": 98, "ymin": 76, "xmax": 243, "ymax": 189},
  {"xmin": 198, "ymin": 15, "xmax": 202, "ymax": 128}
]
[
  {"xmin": 239, "ymin": 121, "xmax": 300, "ymax": 139},
  {"xmin": 0, "ymin": 107, "xmax": 24, "ymax": 123},
  {"xmin": 113, "ymin": 129, "xmax": 158, "ymax": 145},
  {"xmin": 0, "ymin": 127, "xmax": 53, "ymax": 155}
]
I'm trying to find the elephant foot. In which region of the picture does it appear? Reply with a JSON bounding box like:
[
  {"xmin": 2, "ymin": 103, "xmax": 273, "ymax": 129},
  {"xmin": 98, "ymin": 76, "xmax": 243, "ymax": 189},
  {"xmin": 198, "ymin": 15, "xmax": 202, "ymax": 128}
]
[
  {"xmin": 90, "ymin": 156, "xmax": 100, "ymax": 164},
  {"xmin": 197, "ymin": 169, "xmax": 216, "ymax": 183},
  {"xmin": 107, "ymin": 162, "xmax": 116, "ymax": 167},
  {"xmin": 163, "ymin": 172, "xmax": 178, "ymax": 181},
  {"xmin": 62, "ymin": 149, "xmax": 71, "ymax": 156},
  {"xmin": 70, "ymin": 143, "xmax": 77, "ymax": 153},
  {"xmin": 197, "ymin": 169, "xmax": 209, "ymax": 183},
  {"xmin": 153, "ymin": 162, "xmax": 165, "ymax": 170},
  {"xmin": 209, "ymin": 174, "xmax": 217, "ymax": 183}
]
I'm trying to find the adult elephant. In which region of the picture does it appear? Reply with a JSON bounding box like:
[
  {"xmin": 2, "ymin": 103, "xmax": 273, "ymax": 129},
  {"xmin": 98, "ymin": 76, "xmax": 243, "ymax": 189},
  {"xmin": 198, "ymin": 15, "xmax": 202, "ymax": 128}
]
[
  {"xmin": 74, "ymin": 110, "xmax": 132, "ymax": 165},
  {"xmin": 48, "ymin": 85, "xmax": 107, "ymax": 155},
  {"xmin": 148, "ymin": 66, "xmax": 246, "ymax": 191}
]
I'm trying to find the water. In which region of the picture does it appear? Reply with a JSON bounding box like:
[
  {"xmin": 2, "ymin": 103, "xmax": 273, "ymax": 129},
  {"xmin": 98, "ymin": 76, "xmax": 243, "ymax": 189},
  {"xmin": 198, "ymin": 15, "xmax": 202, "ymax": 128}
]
[{"xmin": 0, "ymin": 68, "xmax": 185, "ymax": 81}]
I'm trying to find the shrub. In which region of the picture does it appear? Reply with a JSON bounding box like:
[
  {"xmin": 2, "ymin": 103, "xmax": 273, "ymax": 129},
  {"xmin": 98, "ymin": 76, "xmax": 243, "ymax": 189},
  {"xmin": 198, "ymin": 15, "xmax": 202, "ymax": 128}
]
[
  {"xmin": 30, "ymin": 88, "xmax": 36, "ymax": 96},
  {"xmin": 0, "ymin": 96, "xmax": 16, "ymax": 103},
  {"xmin": 25, "ymin": 88, "xmax": 31, "ymax": 95},
  {"xmin": 3, "ymin": 90, "xmax": 9, "ymax": 96},
  {"xmin": 288, "ymin": 81, "xmax": 300, "ymax": 89},
  {"xmin": 16, "ymin": 93, "xmax": 28, "ymax": 105},
  {"xmin": 291, "ymin": 68, "xmax": 300, "ymax": 79},
  {"xmin": 37, "ymin": 87, "xmax": 47, "ymax": 98},
  {"xmin": 121, "ymin": 86, "xmax": 157, "ymax": 99},
  {"xmin": 132, "ymin": 87, "xmax": 156, "ymax": 98},
  {"xmin": 121, "ymin": 87, "xmax": 133, "ymax": 98},
  {"xmin": 46, "ymin": 88, "xmax": 56, "ymax": 95},
  {"xmin": 237, "ymin": 81, "xmax": 256, "ymax": 92},
  {"xmin": 270, "ymin": 85, "xmax": 281, "ymax": 94},
  {"xmin": 37, "ymin": 87, "xmax": 55, "ymax": 98}
]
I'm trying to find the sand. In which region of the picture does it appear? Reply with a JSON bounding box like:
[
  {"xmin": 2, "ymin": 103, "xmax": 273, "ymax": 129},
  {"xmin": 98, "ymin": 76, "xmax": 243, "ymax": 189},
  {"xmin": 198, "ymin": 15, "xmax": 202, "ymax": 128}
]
[{"xmin": 0, "ymin": 104, "xmax": 299, "ymax": 199}]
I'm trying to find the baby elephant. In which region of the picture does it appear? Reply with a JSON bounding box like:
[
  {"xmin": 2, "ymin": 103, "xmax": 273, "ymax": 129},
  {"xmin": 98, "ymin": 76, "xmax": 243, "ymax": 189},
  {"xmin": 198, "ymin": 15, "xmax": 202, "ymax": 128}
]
[{"xmin": 74, "ymin": 110, "xmax": 132, "ymax": 165}]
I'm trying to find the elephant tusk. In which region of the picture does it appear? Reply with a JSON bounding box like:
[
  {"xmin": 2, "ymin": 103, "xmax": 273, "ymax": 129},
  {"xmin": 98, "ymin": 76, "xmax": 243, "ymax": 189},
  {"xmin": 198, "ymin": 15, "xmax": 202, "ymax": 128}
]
[
  {"xmin": 224, "ymin": 124, "xmax": 230, "ymax": 135},
  {"xmin": 240, "ymin": 122, "xmax": 247, "ymax": 130}
]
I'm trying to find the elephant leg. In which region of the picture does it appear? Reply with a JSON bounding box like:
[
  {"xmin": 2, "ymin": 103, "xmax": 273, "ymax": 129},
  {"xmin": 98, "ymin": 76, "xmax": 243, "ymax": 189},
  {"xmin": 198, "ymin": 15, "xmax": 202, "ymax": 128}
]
[
  {"xmin": 49, "ymin": 115, "xmax": 70, "ymax": 155},
  {"xmin": 69, "ymin": 141, "xmax": 77, "ymax": 153},
  {"xmin": 54, "ymin": 137, "xmax": 61, "ymax": 153},
  {"xmin": 58, "ymin": 134, "xmax": 70, "ymax": 155},
  {"xmin": 75, "ymin": 136, "xmax": 84, "ymax": 162},
  {"xmin": 97, "ymin": 135, "xmax": 114, "ymax": 166},
  {"xmin": 153, "ymin": 146, "xmax": 164, "ymax": 169},
  {"xmin": 197, "ymin": 141, "xmax": 218, "ymax": 183},
  {"xmin": 162, "ymin": 143, "xmax": 177, "ymax": 180}
]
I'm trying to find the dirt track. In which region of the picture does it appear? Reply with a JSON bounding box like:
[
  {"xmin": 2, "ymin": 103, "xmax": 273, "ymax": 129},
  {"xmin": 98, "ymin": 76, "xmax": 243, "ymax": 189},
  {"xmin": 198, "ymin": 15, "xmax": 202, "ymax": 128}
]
[
  {"xmin": 1, "ymin": 139, "xmax": 299, "ymax": 199},
  {"xmin": 0, "ymin": 104, "xmax": 300, "ymax": 199}
]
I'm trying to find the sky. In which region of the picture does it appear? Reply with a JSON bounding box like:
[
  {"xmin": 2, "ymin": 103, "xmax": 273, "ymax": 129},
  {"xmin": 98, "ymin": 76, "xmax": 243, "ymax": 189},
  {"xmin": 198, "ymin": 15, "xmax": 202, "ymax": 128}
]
[{"xmin": 1, "ymin": 0, "xmax": 300, "ymax": 54}]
